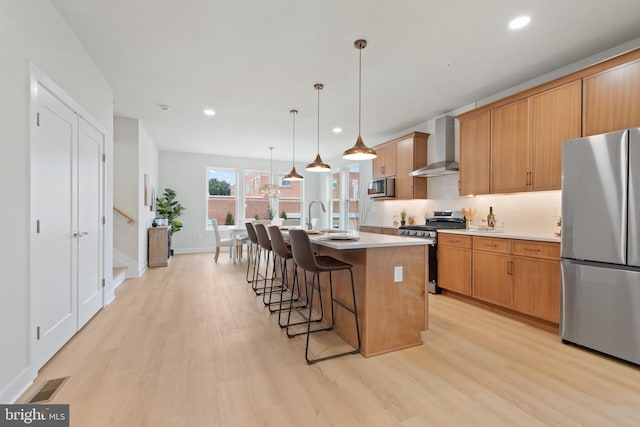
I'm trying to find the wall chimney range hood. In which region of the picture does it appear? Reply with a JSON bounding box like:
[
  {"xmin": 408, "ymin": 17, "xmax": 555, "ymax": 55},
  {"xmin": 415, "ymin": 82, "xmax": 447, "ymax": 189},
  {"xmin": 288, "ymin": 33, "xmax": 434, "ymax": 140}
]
[{"xmin": 410, "ymin": 115, "xmax": 458, "ymax": 177}]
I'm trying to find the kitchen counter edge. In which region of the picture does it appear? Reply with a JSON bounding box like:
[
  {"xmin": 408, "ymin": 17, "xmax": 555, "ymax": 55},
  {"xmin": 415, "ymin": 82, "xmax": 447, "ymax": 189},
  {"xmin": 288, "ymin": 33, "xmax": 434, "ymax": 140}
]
[{"xmin": 310, "ymin": 231, "xmax": 430, "ymax": 250}]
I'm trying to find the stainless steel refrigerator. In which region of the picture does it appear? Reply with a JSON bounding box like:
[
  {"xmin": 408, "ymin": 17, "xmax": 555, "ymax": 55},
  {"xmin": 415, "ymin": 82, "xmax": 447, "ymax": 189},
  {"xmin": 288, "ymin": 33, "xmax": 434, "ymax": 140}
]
[{"xmin": 561, "ymin": 127, "xmax": 640, "ymax": 364}]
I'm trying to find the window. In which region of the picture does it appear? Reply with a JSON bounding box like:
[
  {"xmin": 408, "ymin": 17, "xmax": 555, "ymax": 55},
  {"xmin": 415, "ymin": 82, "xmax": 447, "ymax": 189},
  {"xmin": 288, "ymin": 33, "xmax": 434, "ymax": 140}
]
[
  {"xmin": 244, "ymin": 170, "xmax": 271, "ymax": 220},
  {"xmin": 277, "ymin": 172, "xmax": 302, "ymax": 223},
  {"xmin": 207, "ymin": 168, "xmax": 237, "ymax": 226},
  {"xmin": 280, "ymin": 176, "xmax": 291, "ymax": 188},
  {"xmin": 330, "ymin": 164, "xmax": 360, "ymax": 230}
]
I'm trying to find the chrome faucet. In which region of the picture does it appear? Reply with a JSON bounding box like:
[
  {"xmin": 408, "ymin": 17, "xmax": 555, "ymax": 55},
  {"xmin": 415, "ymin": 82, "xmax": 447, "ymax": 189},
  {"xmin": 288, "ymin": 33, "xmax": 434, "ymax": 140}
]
[{"xmin": 307, "ymin": 200, "xmax": 326, "ymax": 230}]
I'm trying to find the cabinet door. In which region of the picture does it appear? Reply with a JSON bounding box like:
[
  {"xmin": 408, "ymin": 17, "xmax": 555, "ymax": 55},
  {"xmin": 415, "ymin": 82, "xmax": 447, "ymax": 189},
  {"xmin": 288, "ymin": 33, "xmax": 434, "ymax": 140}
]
[
  {"xmin": 372, "ymin": 143, "xmax": 396, "ymax": 178},
  {"xmin": 148, "ymin": 227, "xmax": 169, "ymax": 267},
  {"xmin": 459, "ymin": 112, "xmax": 491, "ymax": 195},
  {"xmin": 382, "ymin": 143, "xmax": 396, "ymax": 177},
  {"xmin": 584, "ymin": 59, "xmax": 640, "ymax": 136},
  {"xmin": 491, "ymin": 99, "xmax": 529, "ymax": 193},
  {"xmin": 438, "ymin": 245, "xmax": 471, "ymax": 295},
  {"xmin": 395, "ymin": 137, "xmax": 413, "ymax": 199},
  {"xmin": 530, "ymin": 81, "xmax": 582, "ymax": 190},
  {"xmin": 473, "ymin": 250, "xmax": 512, "ymax": 307},
  {"xmin": 513, "ymin": 257, "xmax": 560, "ymax": 323}
]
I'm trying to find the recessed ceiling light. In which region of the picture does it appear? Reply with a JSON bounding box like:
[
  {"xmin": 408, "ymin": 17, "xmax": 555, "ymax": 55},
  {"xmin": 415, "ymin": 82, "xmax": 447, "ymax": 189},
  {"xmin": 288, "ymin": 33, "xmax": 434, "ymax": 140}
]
[
  {"xmin": 332, "ymin": 127, "xmax": 342, "ymax": 133},
  {"xmin": 509, "ymin": 15, "xmax": 531, "ymax": 30},
  {"xmin": 203, "ymin": 109, "xmax": 216, "ymax": 116}
]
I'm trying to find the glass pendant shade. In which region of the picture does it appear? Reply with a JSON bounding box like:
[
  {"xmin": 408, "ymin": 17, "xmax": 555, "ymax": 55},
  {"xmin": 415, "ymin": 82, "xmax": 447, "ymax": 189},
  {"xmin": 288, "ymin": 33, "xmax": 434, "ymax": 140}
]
[
  {"xmin": 259, "ymin": 147, "xmax": 281, "ymax": 198},
  {"xmin": 343, "ymin": 39, "xmax": 377, "ymax": 161},
  {"xmin": 306, "ymin": 83, "xmax": 331, "ymax": 172},
  {"xmin": 284, "ymin": 109, "xmax": 304, "ymax": 181}
]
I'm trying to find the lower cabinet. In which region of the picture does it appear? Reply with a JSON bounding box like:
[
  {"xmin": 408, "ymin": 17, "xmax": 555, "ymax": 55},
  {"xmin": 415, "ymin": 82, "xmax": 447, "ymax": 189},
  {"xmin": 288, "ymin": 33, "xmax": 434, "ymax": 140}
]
[
  {"xmin": 440, "ymin": 233, "xmax": 560, "ymax": 325},
  {"xmin": 437, "ymin": 234, "xmax": 472, "ymax": 295},
  {"xmin": 148, "ymin": 226, "xmax": 170, "ymax": 267},
  {"xmin": 472, "ymin": 250, "xmax": 512, "ymax": 308}
]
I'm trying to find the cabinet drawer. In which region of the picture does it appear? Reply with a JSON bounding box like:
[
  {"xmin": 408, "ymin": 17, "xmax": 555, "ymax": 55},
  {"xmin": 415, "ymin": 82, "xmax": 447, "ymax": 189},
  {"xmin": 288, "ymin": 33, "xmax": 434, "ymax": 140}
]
[
  {"xmin": 439, "ymin": 233, "xmax": 472, "ymax": 248},
  {"xmin": 473, "ymin": 236, "xmax": 510, "ymax": 253},
  {"xmin": 511, "ymin": 240, "xmax": 560, "ymax": 260}
]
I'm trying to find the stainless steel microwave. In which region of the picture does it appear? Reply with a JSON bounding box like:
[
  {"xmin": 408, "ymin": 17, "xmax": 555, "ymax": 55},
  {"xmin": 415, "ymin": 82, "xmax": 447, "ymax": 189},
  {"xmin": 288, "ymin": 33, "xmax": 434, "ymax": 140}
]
[{"xmin": 368, "ymin": 177, "xmax": 395, "ymax": 198}]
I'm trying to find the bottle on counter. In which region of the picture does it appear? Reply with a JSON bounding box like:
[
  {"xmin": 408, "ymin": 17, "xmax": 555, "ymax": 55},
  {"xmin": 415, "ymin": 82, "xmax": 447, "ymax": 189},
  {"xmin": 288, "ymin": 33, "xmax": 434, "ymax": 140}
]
[{"xmin": 487, "ymin": 206, "xmax": 495, "ymax": 228}]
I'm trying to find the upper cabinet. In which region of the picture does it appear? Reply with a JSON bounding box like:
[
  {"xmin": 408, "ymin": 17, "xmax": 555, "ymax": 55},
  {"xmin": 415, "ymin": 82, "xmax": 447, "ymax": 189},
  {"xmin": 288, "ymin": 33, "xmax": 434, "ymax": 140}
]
[
  {"xmin": 491, "ymin": 99, "xmax": 530, "ymax": 193},
  {"xmin": 457, "ymin": 49, "xmax": 640, "ymax": 196},
  {"xmin": 583, "ymin": 59, "xmax": 640, "ymax": 136},
  {"xmin": 459, "ymin": 111, "xmax": 490, "ymax": 196},
  {"xmin": 371, "ymin": 132, "xmax": 429, "ymax": 199},
  {"xmin": 395, "ymin": 132, "xmax": 428, "ymax": 199},
  {"xmin": 372, "ymin": 142, "xmax": 396, "ymax": 179},
  {"xmin": 530, "ymin": 81, "xmax": 582, "ymax": 190}
]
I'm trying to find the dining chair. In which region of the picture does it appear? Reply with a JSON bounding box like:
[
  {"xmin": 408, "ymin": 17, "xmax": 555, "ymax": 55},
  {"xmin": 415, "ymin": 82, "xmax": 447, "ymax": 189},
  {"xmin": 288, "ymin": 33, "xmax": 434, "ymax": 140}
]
[{"xmin": 212, "ymin": 219, "xmax": 242, "ymax": 263}]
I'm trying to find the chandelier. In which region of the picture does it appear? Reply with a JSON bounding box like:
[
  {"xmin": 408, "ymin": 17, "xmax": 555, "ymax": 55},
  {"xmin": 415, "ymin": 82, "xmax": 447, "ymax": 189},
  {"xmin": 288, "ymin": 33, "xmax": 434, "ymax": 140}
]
[{"xmin": 259, "ymin": 147, "xmax": 281, "ymax": 198}]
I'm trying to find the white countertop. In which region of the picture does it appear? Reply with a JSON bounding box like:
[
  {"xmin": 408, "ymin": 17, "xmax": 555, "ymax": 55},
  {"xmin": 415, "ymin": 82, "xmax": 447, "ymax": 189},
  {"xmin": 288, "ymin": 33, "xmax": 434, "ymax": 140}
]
[
  {"xmin": 308, "ymin": 231, "xmax": 430, "ymax": 250},
  {"xmin": 438, "ymin": 229, "xmax": 560, "ymax": 243}
]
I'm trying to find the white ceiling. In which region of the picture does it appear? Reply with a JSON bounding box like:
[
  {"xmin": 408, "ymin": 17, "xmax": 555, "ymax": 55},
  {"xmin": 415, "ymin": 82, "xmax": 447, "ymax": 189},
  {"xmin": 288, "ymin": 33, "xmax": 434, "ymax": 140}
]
[{"xmin": 51, "ymin": 0, "xmax": 640, "ymax": 163}]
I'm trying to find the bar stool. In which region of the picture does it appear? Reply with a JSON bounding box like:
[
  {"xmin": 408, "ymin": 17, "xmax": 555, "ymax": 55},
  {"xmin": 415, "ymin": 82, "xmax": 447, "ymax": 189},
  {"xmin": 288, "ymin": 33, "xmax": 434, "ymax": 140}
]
[
  {"xmin": 244, "ymin": 222, "xmax": 259, "ymax": 286},
  {"xmin": 267, "ymin": 226, "xmax": 311, "ymax": 324},
  {"xmin": 288, "ymin": 229, "xmax": 361, "ymax": 364},
  {"xmin": 254, "ymin": 223, "xmax": 279, "ymax": 300}
]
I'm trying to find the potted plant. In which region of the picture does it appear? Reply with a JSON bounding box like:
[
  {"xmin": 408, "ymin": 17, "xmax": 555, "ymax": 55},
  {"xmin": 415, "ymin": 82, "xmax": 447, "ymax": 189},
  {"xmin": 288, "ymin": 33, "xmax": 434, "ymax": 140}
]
[
  {"xmin": 280, "ymin": 211, "xmax": 287, "ymax": 219},
  {"xmin": 155, "ymin": 188, "xmax": 185, "ymax": 255},
  {"xmin": 400, "ymin": 209, "xmax": 407, "ymax": 226},
  {"xmin": 224, "ymin": 212, "xmax": 234, "ymax": 225}
]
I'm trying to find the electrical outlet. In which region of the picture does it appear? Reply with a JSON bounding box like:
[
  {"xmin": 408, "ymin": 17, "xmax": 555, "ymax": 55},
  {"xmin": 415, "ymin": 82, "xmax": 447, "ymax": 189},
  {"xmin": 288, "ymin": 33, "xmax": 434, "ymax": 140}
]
[{"xmin": 394, "ymin": 266, "xmax": 403, "ymax": 282}]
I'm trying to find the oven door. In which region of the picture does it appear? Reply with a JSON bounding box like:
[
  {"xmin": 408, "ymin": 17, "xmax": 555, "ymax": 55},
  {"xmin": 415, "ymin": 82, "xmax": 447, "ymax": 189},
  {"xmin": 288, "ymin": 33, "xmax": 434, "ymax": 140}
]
[{"xmin": 427, "ymin": 242, "xmax": 439, "ymax": 294}]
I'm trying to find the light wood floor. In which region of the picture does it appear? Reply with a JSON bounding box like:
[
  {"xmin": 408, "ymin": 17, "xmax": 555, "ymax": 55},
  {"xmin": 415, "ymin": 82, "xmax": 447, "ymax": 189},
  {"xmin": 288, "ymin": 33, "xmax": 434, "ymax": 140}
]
[{"xmin": 20, "ymin": 253, "xmax": 640, "ymax": 426}]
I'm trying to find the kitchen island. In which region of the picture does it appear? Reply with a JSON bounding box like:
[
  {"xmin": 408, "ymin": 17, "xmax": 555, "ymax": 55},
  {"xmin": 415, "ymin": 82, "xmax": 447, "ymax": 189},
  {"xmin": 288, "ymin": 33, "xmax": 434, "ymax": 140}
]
[{"xmin": 302, "ymin": 231, "xmax": 429, "ymax": 357}]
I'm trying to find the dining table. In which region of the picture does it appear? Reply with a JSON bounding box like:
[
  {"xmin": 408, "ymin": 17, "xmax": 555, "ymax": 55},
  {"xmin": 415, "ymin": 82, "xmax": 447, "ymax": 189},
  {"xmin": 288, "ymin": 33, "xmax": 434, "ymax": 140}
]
[{"xmin": 228, "ymin": 225, "xmax": 249, "ymax": 264}]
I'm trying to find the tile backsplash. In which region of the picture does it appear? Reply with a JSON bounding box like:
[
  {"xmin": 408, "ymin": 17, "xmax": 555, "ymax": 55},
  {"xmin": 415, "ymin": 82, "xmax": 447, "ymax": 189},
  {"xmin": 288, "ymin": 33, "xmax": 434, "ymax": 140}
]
[{"xmin": 365, "ymin": 174, "xmax": 561, "ymax": 236}]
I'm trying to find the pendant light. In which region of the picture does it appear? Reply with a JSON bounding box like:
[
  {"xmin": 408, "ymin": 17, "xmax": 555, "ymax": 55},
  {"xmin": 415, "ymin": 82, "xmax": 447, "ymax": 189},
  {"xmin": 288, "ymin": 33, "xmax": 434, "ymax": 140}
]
[
  {"xmin": 343, "ymin": 39, "xmax": 377, "ymax": 160},
  {"xmin": 259, "ymin": 147, "xmax": 281, "ymax": 198},
  {"xmin": 283, "ymin": 109, "xmax": 304, "ymax": 181},
  {"xmin": 306, "ymin": 83, "xmax": 331, "ymax": 172}
]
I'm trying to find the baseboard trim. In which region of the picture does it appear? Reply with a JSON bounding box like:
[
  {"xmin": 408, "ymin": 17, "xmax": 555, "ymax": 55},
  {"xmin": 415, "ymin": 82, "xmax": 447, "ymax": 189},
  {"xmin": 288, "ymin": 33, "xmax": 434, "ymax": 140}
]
[
  {"xmin": 173, "ymin": 248, "xmax": 214, "ymax": 255},
  {"xmin": 104, "ymin": 289, "xmax": 116, "ymax": 306},
  {"xmin": 0, "ymin": 368, "xmax": 35, "ymax": 404}
]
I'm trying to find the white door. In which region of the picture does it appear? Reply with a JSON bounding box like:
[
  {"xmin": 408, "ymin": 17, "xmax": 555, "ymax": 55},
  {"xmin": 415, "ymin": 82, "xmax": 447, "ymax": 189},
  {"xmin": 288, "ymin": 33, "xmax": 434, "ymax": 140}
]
[
  {"xmin": 31, "ymin": 82, "xmax": 105, "ymax": 370},
  {"xmin": 77, "ymin": 119, "xmax": 104, "ymax": 327},
  {"xmin": 32, "ymin": 84, "xmax": 78, "ymax": 369}
]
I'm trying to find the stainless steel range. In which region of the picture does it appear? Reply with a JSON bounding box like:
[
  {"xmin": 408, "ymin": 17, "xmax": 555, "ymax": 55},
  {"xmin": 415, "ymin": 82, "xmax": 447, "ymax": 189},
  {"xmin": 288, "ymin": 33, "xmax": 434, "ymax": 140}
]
[{"xmin": 399, "ymin": 211, "xmax": 466, "ymax": 294}]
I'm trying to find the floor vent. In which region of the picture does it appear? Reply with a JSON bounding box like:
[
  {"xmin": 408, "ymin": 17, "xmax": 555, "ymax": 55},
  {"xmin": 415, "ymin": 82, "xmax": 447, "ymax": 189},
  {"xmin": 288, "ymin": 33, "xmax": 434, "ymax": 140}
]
[{"xmin": 27, "ymin": 377, "xmax": 69, "ymax": 403}]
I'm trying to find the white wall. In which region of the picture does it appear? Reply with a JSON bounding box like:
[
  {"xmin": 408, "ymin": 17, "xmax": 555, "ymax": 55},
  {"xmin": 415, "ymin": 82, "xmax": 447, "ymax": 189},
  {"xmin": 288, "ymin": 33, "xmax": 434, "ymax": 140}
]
[
  {"xmin": 0, "ymin": 0, "xmax": 113, "ymax": 403},
  {"xmin": 138, "ymin": 123, "xmax": 159, "ymax": 271},
  {"xmin": 113, "ymin": 118, "xmax": 159, "ymax": 276},
  {"xmin": 159, "ymin": 151, "xmax": 317, "ymax": 253},
  {"xmin": 114, "ymin": 118, "xmax": 139, "ymax": 261}
]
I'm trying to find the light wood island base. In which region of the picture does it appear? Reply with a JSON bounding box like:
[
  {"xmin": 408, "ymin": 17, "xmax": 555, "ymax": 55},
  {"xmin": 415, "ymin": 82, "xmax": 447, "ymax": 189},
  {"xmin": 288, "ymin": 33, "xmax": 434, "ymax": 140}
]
[{"xmin": 311, "ymin": 243, "xmax": 428, "ymax": 357}]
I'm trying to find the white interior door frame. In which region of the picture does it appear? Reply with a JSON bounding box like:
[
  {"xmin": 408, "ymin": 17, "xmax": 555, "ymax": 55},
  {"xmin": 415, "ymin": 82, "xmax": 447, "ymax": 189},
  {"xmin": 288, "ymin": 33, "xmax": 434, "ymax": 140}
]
[{"xmin": 29, "ymin": 64, "xmax": 107, "ymax": 373}]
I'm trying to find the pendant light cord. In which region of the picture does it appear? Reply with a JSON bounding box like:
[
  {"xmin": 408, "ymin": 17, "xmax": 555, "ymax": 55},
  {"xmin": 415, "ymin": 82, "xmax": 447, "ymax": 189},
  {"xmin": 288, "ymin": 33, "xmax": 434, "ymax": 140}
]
[
  {"xmin": 269, "ymin": 146, "xmax": 273, "ymax": 184},
  {"xmin": 317, "ymin": 86, "xmax": 321, "ymax": 152},
  {"xmin": 358, "ymin": 45, "xmax": 362, "ymax": 135}
]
